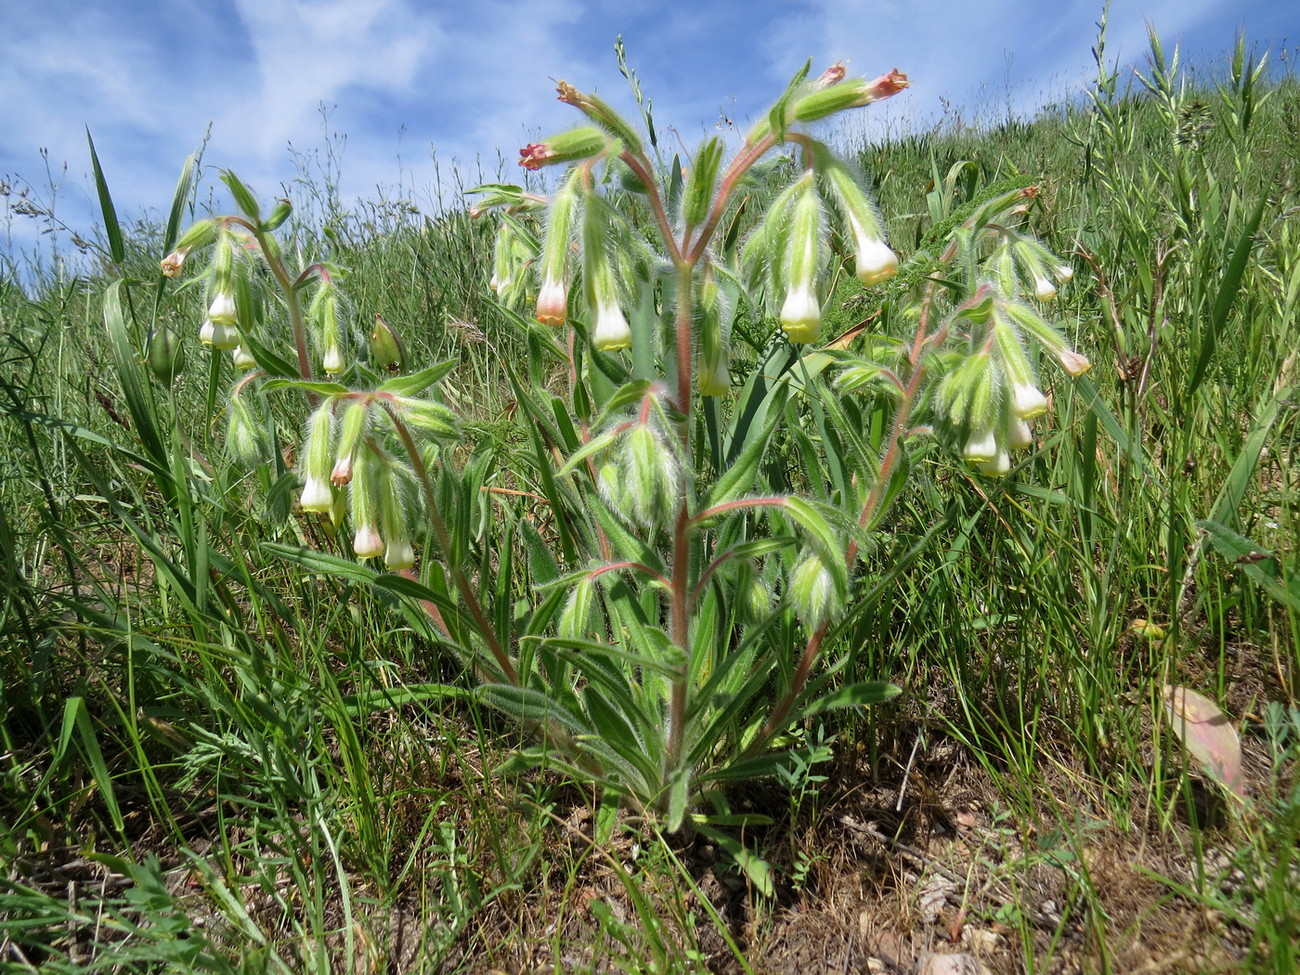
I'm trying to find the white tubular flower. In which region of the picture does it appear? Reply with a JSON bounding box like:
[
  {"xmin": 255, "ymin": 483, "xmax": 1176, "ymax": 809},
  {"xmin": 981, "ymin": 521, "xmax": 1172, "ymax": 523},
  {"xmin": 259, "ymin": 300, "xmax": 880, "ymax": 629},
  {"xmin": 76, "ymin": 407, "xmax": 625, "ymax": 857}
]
[
  {"xmin": 208, "ymin": 291, "xmax": 238, "ymax": 324},
  {"xmin": 592, "ymin": 301, "xmax": 632, "ymax": 351},
  {"xmin": 1005, "ymin": 416, "xmax": 1034, "ymax": 450},
  {"xmin": 384, "ymin": 538, "xmax": 416, "ymax": 570},
  {"xmin": 963, "ymin": 422, "xmax": 999, "ymax": 463},
  {"xmin": 1010, "ymin": 382, "xmax": 1048, "ymax": 419},
  {"xmin": 300, "ymin": 475, "xmax": 334, "ymax": 512},
  {"xmin": 1055, "ymin": 263, "xmax": 1074, "ymax": 283},
  {"xmin": 353, "ymin": 524, "xmax": 384, "ymax": 560},
  {"xmin": 323, "ymin": 344, "xmax": 345, "ymax": 375},
  {"xmin": 232, "ymin": 345, "xmax": 256, "ymax": 370},
  {"xmin": 780, "ymin": 284, "xmax": 822, "ymax": 344},
  {"xmin": 199, "ymin": 318, "xmax": 239, "ymax": 350},
  {"xmin": 978, "ymin": 448, "xmax": 1011, "ymax": 476},
  {"xmin": 1033, "ymin": 275, "xmax": 1057, "ymax": 301},
  {"xmin": 854, "ymin": 235, "xmax": 899, "ymax": 286}
]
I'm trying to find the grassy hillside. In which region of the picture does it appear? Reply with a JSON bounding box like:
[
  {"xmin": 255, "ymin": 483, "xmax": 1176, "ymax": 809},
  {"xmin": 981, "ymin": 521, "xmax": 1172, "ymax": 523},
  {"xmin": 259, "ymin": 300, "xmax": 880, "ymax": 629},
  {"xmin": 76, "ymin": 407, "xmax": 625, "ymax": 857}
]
[{"xmin": 1, "ymin": 33, "xmax": 1298, "ymax": 974}]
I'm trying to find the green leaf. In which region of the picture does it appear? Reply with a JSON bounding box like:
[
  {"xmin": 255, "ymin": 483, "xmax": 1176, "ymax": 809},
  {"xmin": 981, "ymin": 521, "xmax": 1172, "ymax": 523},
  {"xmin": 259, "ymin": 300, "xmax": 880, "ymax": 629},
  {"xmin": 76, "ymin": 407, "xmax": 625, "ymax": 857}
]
[
  {"xmin": 261, "ymin": 378, "xmax": 351, "ymax": 396},
  {"xmin": 86, "ymin": 129, "xmax": 125, "ymax": 265},
  {"xmin": 803, "ymin": 681, "xmax": 901, "ymax": 716},
  {"xmin": 376, "ymin": 358, "xmax": 458, "ymax": 397},
  {"xmin": 703, "ymin": 408, "xmax": 780, "ymax": 511},
  {"xmin": 1197, "ymin": 519, "xmax": 1300, "ymax": 613},
  {"xmin": 694, "ymin": 824, "xmax": 774, "ymax": 897},
  {"xmin": 1186, "ymin": 192, "xmax": 1266, "ymax": 397},
  {"xmin": 161, "ymin": 153, "xmax": 196, "ymax": 258},
  {"xmin": 220, "ymin": 169, "xmax": 262, "ymax": 221}
]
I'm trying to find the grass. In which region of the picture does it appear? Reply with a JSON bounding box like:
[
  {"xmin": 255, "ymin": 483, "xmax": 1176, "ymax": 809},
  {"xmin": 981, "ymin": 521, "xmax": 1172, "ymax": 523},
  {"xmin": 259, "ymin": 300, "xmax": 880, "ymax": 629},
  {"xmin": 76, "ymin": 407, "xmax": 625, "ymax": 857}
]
[{"xmin": 2, "ymin": 29, "xmax": 1299, "ymax": 974}]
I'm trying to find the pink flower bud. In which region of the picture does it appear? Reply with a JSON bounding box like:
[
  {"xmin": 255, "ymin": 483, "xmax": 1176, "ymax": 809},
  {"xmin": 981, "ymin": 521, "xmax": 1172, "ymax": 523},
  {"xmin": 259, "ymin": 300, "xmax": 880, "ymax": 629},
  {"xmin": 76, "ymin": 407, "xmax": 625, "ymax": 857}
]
[
  {"xmin": 1057, "ymin": 350, "xmax": 1092, "ymax": 377},
  {"xmin": 160, "ymin": 246, "xmax": 192, "ymax": 277}
]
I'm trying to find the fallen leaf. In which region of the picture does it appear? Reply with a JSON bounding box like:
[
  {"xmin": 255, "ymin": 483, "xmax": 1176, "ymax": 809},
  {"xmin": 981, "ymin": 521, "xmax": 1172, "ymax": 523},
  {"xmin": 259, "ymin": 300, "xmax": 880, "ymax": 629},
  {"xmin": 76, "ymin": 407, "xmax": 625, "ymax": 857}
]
[{"xmin": 1162, "ymin": 685, "xmax": 1245, "ymax": 800}]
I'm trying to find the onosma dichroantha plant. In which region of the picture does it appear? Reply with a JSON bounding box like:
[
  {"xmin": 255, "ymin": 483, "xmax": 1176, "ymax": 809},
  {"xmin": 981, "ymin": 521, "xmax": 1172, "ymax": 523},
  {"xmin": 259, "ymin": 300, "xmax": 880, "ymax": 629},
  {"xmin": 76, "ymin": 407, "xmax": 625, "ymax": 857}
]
[{"xmin": 154, "ymin": 60, "xmax": 1089, "ymax": 835}]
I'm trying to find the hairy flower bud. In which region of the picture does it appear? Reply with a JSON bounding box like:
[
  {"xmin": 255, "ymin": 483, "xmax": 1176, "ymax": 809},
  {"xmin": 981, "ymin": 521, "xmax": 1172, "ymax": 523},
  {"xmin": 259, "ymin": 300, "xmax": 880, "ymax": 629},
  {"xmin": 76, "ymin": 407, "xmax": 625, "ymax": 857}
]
[
  {"xmin": 331, "ymin": 399, "xmax": 370, "ymax": 486},
  {"xmin": 518, "ymin": 126, "xmax": 609, "ymax": 170},
  {"xmin": 622, "ymin": 422, "xmax": 680, "ymax": 529},
  {"xmin": 226, "ymin": 393, "xmax": 269, "ymax": 466},
  {"xmin": 369, "ymin": 314, "xmax": 406, "ymax": 373},
  {"xmin": 300, "ymin": 400, "xmax": 336, "ymax": 512},
  {"xmin": 779, "ymin": 177, "xmax": 824, "ymax": 343},
  {"xmin": 790, "ymin": 68, "xmax": 910, "ymax": 122},
  {"xmin": 789, "ymin": 551, "xmax": 838, "ymax": 629}
]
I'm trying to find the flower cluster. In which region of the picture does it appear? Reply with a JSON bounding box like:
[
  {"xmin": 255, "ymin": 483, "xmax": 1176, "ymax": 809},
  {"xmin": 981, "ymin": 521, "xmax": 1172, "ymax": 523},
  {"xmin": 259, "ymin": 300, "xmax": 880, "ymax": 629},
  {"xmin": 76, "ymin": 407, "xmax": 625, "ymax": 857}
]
[
  {"xmin": 744, "ymin": 149, "xmax": 899, "ymax": 347},
  {"xmin": 296, "ymin": 392, "xmax": 455, "ymax": 569},
  {"xmin": 935, "ymin": 287, "xmax": 1090, "ymax": 475}
]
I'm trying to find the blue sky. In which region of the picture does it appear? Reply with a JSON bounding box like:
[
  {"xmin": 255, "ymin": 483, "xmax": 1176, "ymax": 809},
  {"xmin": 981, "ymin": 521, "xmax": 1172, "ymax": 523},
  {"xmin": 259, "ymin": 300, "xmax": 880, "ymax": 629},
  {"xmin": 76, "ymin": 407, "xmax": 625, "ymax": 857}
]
[{"xmin": 1, "ymin": 0, "xmax": 1294, "ymax": 270}]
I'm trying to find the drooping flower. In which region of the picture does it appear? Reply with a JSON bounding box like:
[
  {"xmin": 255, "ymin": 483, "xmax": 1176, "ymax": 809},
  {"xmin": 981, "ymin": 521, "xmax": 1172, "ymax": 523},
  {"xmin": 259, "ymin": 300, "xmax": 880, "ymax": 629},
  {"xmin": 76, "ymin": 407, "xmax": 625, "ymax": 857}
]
[
  {"xmin": 592, "ymin": 301, "xmax": 632, "ymax": 351},
  {"xmin": 1009, "ymin": 382, "xmax": 1048, "ymax": 419},
  {"xmin": 963, "ymin": 421, "xmax": 999, "ymax": 464},
  {"xmin": 780, "ymin": 284, "xmax": 822, "ymax": 344},
  {"xmin": 353, "ymin": 524, "xmax": 384, "ymax": 559},
  {"xmin": 536, "ymin": 276, "xmax": 568, "ymax": 325},
  {"xmin": 300, "ymin": 475, "xmax": 334, "ymax": 512}
]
